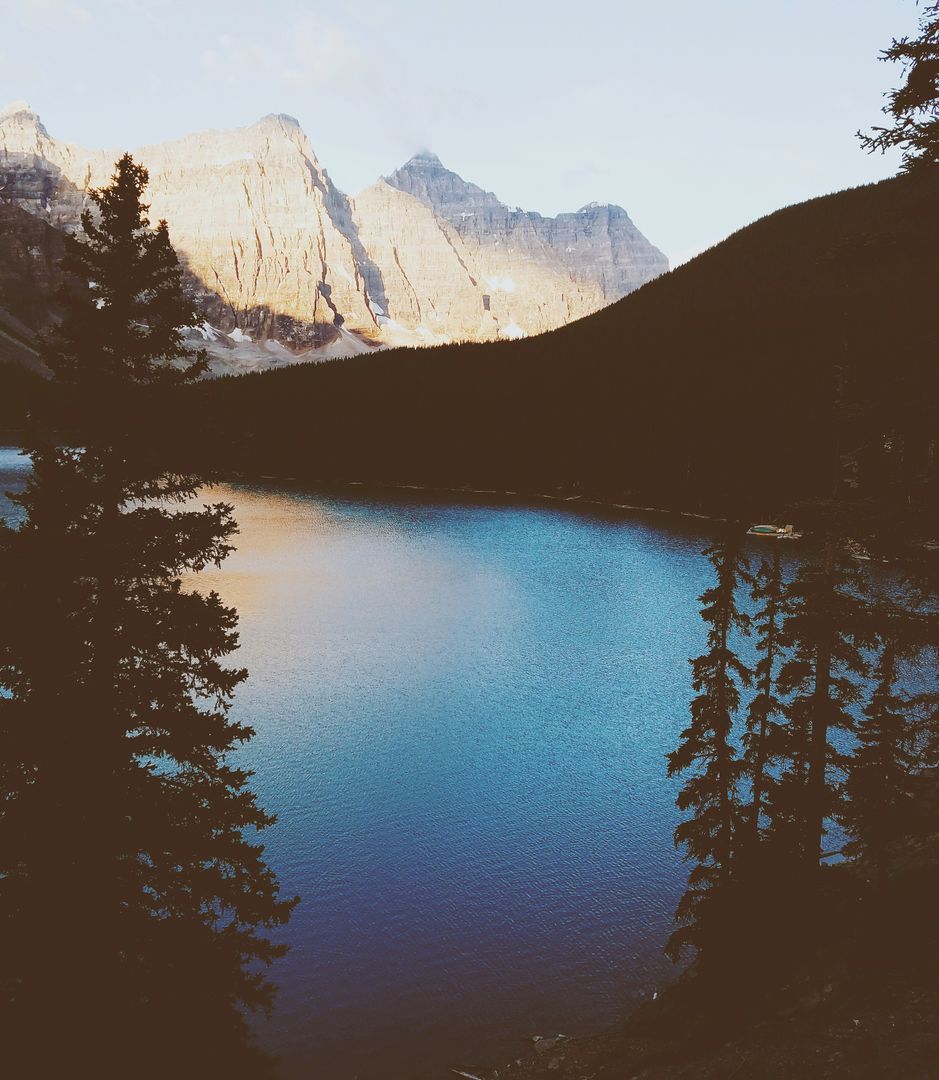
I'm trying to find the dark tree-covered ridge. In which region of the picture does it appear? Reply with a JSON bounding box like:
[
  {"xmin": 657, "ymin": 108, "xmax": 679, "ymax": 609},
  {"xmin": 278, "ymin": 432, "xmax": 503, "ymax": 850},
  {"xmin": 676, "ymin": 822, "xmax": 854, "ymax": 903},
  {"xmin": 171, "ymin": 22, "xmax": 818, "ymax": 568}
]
[{"xmin": 180, "ymin": 171, "xmax": 938, "ymax": 541}]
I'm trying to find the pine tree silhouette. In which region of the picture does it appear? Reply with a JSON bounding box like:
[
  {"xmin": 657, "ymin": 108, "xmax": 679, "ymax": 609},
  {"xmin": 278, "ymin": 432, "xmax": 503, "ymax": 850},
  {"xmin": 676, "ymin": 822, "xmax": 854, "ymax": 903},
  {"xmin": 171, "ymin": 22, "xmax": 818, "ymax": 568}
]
[
  {"xmin": 666, "ymin": 529, "xmax": 750, "ymax": 961},
  {"xmin": 843, "ymin": 637, "xmax": 918, "ymax": 878},
  {"xmin": 772, "ymin": 534, "xmax": 874, "ymax": 869},
  {"xmin": 739, "ymin": 552, "xmax": 788, "ymax": 848},
  {"xmin": 845, "ymin": 590, "xmax": 939, "ymax": 877},
  {"xmin": 859, "ymin": 1, "xmax": 939, "ymax": 172},
  {"xmin": 0, "ymin": 156, "xmax": 294, "ymax": 1077}
]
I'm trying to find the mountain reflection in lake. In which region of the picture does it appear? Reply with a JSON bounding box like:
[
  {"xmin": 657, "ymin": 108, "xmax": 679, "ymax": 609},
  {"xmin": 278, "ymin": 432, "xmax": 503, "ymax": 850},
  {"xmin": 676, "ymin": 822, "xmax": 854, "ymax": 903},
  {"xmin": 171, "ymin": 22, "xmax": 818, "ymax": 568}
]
[{"xmin": 1, "ymin": 449, "xmax": 708, "ymax": 1078}]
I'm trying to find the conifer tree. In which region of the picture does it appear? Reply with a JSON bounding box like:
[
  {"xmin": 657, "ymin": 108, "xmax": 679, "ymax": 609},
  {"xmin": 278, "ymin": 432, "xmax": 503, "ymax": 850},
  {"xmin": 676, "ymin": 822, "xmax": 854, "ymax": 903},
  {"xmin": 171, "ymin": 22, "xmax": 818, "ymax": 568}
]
[
  {"xmin": 666, "ymin": 530, "xmax": 750, "ymax": 960},
  {"xmin": 843, "ymin": 635, "xmax": 920, "ymax": 878},
  {"xmin": 922, "ymin": 651, "xmax": 939, "ymax": 770},
  {"xmin": 772, "ymin": 537, "xmax": 873, "ymax": 867},
  {"xmin": 859, "ymin": 1, "xmax": 939, "ymax": 172},
  {"xmin": 845, "ymin": 587, "xmax": 939, "ymax": 861},
  {"xmin": 739, "ymin": 551, "xmax": 787, "ymax": 846},
  {"xmin": 0, "ymin": 156, "xmax": 294, "ymax": 1076}
]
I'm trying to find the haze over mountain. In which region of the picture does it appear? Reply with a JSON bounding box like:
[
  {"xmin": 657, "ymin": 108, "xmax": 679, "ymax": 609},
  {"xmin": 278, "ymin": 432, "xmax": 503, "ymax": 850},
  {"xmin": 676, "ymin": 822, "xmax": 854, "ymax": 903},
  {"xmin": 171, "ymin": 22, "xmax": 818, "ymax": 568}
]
[{"xmin": 0, "ymin": 102, "xmax": 667, "ymax": 374}]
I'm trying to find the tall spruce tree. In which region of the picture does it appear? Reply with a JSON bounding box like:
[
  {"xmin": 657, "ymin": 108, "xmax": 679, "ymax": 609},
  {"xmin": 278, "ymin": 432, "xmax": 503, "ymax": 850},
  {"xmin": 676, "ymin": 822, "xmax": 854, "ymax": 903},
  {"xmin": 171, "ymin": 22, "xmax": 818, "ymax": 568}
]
[
  {"xmin": 666, "ymin": 530, "xmax": 750, "ymax": 960},
  {"xmin": 843, "ymin": 635, "xmax": 919, "ymax": 878},
  {"xmin": 923, "ymin": 642, "xmax": 939, "ymax": 770},
  {"xmin": 739, "ymin": 552, "xmax": 788, "ymax": 846},
  {"xmin": 859, "ymin": 1, "xmax": 939, "ymax": 172},
  {"xmin": 844, "ymin": 589, "xmax": 939, "ymax": 867},
  {"xmin": 0, "ymin": 156, "xmax": 293, "ymax": 1076},
  {"xmin": 772, "ymin": 536, "xmax": 874, "ymax": 868}
]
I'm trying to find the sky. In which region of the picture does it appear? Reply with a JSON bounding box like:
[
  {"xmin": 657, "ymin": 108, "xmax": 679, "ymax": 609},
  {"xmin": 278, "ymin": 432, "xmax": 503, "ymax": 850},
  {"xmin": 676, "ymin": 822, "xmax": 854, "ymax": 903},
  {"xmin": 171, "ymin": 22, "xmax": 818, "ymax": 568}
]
[{"xmin": 0, "ymin": 0, "xmax": 918, "ymax": 264}]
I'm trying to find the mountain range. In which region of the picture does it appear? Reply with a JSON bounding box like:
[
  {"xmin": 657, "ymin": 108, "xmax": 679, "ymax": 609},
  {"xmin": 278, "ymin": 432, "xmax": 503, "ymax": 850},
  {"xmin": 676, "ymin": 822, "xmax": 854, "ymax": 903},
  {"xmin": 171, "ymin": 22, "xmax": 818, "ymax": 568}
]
[{"xmin": 0, "ymin": 102, "xmax": 667, "ymax": 374}]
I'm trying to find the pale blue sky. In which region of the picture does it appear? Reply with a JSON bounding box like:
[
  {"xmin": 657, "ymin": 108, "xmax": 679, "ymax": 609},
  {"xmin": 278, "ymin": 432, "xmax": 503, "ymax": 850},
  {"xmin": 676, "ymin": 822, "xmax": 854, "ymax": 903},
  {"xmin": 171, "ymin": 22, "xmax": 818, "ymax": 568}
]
[{"xmin": 0, "ymin": 0, "xmax": 916, "ymax": 263}]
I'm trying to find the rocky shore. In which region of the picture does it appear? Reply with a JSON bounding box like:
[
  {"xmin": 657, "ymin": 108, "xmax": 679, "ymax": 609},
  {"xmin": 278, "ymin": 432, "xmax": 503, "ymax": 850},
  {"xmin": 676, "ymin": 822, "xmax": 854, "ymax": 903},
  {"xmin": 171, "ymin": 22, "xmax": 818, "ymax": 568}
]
[{"xmin": 463, "ymin": 972, "xmax": 939, "ymax": 1079}]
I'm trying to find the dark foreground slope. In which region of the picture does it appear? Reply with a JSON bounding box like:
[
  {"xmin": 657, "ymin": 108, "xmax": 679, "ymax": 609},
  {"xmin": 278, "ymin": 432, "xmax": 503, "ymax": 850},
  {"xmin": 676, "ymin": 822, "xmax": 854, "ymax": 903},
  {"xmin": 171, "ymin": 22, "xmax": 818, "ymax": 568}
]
[
  {"xmin": 0, "ymin": 202, "xmax": 65, "ymax": 373},
  {"xmin": 191, "ymin": 173, "xmax": 937, "ymax": 519},
  {"xmin": 0, "ymin": 202, "xmax": 63, "ymax": 432}
]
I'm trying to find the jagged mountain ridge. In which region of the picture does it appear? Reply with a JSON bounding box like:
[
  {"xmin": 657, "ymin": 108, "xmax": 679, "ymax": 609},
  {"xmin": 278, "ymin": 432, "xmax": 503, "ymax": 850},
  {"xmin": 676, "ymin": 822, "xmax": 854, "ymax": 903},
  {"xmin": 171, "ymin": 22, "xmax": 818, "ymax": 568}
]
[
  {"xmin": 0, "ymin": 102, "xmax": 667, "ymax": 373},
  {"xmin": 384, "ymin": 152, "xmax": 666, "ymax": 301}
]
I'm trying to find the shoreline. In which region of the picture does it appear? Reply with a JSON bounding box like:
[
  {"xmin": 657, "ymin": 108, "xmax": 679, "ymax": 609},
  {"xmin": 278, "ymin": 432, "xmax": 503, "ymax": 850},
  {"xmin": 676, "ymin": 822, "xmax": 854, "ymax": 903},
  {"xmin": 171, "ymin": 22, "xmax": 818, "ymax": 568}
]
[
  {"xmin": 220, "ymin": 475, "xmax": 935, "ymax": 564},
  {"xmin": 226, "ymin": 471, "xmax": 728, "ymax": 527}
]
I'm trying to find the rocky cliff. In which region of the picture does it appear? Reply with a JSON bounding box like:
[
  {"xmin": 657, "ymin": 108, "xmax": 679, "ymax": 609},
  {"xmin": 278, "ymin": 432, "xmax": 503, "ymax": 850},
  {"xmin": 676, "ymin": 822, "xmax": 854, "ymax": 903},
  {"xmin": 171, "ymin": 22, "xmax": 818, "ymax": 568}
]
[
  {"xmin": 0, "ymin": 102, "xmax": 667, "ymax": 372},
  {"xmin": 384, "ymin": 152, "xmax": 668, "ymax": 302}
]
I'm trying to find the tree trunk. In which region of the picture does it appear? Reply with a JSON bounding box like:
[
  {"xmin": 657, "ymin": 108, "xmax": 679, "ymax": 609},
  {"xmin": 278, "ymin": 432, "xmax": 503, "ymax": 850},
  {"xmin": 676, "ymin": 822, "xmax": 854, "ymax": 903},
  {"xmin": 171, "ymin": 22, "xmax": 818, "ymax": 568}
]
[{"xmin": 806, "ymin": 537, "xmax": 836, "ymax": 865}]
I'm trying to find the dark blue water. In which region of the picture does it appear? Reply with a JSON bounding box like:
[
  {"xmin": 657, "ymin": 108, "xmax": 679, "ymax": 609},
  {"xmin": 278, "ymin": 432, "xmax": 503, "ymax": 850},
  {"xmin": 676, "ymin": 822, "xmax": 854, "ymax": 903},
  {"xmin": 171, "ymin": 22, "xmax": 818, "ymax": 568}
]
[
  {"xmin": 187, "ymin": 482, "xmax": 715, "ymax": 1078},
  {"xmin": 0, "ymin": 448, "xmax": 713, "ymax": 1077}
]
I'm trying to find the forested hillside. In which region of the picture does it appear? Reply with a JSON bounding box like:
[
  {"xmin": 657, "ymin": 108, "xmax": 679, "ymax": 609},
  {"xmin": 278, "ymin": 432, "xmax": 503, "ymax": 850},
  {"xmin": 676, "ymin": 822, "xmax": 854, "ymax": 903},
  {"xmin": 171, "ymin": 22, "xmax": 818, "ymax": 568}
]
[{"xmin": 190, "ymin": 172, "xmax": 938, "ymax": 522}]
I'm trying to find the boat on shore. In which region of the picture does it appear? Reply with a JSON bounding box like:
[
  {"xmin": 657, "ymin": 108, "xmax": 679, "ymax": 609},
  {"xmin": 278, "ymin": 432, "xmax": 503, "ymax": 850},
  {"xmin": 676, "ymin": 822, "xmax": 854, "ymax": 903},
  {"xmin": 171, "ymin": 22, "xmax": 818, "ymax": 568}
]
[{"xmin": 746, "ymin": 523, "xmax": 802, "ymax": 540}]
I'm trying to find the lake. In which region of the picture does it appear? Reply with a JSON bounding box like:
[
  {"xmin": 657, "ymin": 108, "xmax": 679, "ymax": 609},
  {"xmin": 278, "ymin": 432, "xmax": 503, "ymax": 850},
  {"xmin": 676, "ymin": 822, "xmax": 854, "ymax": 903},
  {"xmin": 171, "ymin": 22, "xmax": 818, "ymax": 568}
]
[{"xmin": 0, "ymin": 448, "xmax": 715, "ymax": 1077}]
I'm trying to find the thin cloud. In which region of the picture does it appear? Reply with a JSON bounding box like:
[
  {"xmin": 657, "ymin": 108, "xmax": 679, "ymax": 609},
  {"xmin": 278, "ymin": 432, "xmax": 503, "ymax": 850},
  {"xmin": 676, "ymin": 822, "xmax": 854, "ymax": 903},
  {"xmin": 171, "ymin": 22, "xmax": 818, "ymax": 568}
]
[
  {"xmin": 7, "ymin": 0, "xmax": 92, "ymax": 24},
  {"xmin": 199, "ymin": 16, "xmax": 364, "ymax": 91},
  {"xmin": 282, "ymin": 15, "xmax": 364, "ymax": 88}
]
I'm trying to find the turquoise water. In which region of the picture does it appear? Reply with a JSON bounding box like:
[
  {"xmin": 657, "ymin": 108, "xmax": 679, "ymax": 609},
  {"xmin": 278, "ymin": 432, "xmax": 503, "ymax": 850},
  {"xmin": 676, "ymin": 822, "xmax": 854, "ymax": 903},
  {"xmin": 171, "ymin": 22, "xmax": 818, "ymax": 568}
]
[{"xmin": 0, "ymin": 449, "xmax": 713, "ymax": 1077}]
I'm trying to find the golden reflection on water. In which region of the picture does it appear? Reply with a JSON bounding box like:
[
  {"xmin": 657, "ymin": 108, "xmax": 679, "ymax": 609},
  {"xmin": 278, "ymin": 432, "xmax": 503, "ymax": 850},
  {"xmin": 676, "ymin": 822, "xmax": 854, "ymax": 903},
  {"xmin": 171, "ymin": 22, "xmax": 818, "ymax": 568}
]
[
  {"xmin": 188, "ymin": 483, "xmax": 344, "ymax": 616},
  {"xmin": 187, "ymin": 481, "xmax": 523, "ymax": 685}
]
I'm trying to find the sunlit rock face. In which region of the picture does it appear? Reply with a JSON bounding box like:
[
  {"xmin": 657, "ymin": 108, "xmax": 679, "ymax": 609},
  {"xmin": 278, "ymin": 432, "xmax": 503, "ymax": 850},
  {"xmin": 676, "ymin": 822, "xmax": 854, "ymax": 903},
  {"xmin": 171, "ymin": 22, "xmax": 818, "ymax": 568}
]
[
  {"xmin": 350, "ymin": 180, "xmax": 496, "ymax": 344},
  {"xmin": 0, "ymin": 103, "xmax": 376, "ymax": 362},
  {"xmin": 0, "ymin": 102, "xmax": 668, "ymax": 371},
  {"xmin": 349, "ymin": 179, "xmax": 612, "ymax": 343}
]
